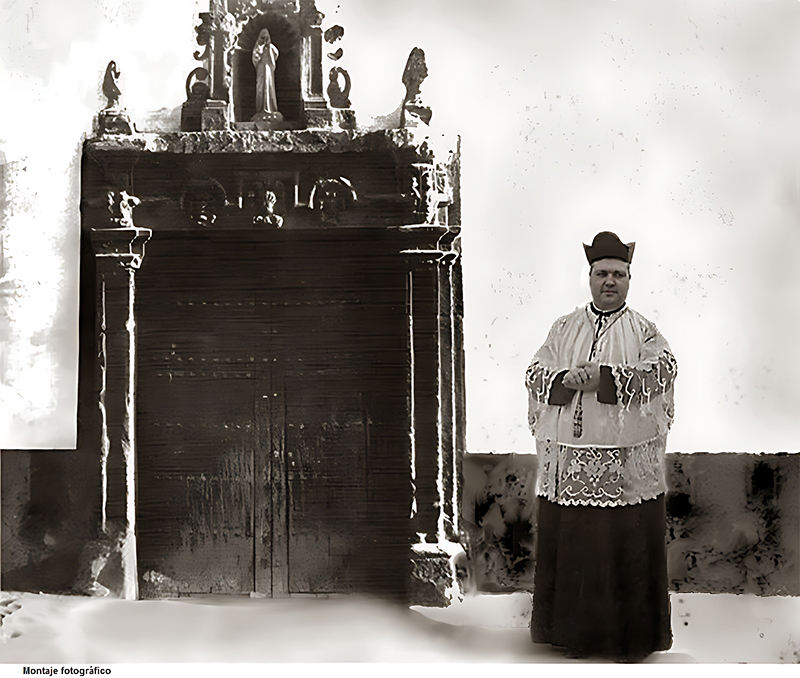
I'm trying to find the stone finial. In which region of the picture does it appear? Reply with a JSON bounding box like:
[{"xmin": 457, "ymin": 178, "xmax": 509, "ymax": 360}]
[
  {"xmin": 107, "ymin": 191, "xmax": 140, "ymax": 228},
  {"xmin": 185, "ymin": 68, "xmax": 212, "ymax": 101},
  {"xmin": 102, "ymin": 61, "xmax": 122, "ymax": 111},
  {"xmin": 326, "ymin": 67, "xmax": 351, "ymax": 109},
  {"xmin": 400, "ymin": 47, "xmax": 432, "ymax": 127},
  {"xmin": 99, "ymin": 62, "xmax": 134, "ymax": 134}
]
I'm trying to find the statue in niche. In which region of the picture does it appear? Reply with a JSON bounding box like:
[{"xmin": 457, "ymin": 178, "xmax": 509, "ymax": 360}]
[
  {"xmin": 253, "ymin": 190, "xmax": 284, "ymax": 227},
  {"xmin": 326, "ymin": 67, "xmax": 351, "ymax": 109},
  {"xmin": 107, "ymin": 191, "xmax": 140, "ymax": 228},
  {"xmin": 251, "ymin": 28, "xmax": 284, "ymax": 122},
  {"xmin": 400, "ymin": 47, "xmax": 432, "ymax": 127}
]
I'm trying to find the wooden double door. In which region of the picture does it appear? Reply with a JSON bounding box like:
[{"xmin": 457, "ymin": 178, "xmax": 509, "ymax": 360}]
[{"xmin": 134, "ymin": 229, "xmax": 412, "ymax": 598}]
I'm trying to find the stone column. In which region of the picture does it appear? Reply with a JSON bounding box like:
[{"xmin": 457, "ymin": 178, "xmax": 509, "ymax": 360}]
[
  {"xmin": 89, "ymin": 225, "xmax": 151, "ymax": 600},
  {"xmin": 406, "ymin": 227, "xmax": 464, "ymax": 605},
  {"xmin": 407, "ymin": 251, "xmax": 441, "ymax": 542},
  {"xmin": 300, "ymin": 1, "xmax": 333, "ymax": 127},
  {"xmin": 437, "ymin": 245, "xmax": 458, "ymax": 541}
]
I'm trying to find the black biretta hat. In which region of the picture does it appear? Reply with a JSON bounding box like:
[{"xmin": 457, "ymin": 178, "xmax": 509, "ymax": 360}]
[{"xmin": 583, "ymin": 231, "xmax": 635, "ymax": 264}]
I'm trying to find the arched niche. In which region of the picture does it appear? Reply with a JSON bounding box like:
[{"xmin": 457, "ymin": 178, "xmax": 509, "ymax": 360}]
[{"xmin": 233, "ymin": 14, "xmax": 301, "ymax": 123}]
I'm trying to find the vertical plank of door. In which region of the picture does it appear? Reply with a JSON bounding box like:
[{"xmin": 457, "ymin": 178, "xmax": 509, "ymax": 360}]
[
  {"xmin": 254, "ymin": 375, "xmax": 272, "ymax": 596},
  {"xmin": 270, "ymin": 361, "xmax": 289, "ymax": 595}
]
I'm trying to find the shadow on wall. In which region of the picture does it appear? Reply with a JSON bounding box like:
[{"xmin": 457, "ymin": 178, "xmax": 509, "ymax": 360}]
[{"xmin": 460, "ymin": 452, "xmax": 799, "ymax": 596}]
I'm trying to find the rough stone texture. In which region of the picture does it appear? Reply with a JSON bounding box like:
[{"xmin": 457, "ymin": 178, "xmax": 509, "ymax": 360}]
[
  {"xmin": 201, "ymin": 101, "xmax": 229, "ymax": 130},
  {"xmin": 86, "ymin": 129, "xmax": 435, "ymax": 159},
  {"xmin": 303, "ymin": 107, "xmax": 334, "ymax": 129},
  {"xmin": 81, "ymin": 130, "xmax": 457, "ymax": 233},
  {"xmin": 666, "ymin": 452, "xmax": 799, "ymax": 596},
  {"xmin": 97, "ymin": 111, "xmax": 134, "ymax": 135},
  {"xmin": 460, "ymin": 453, "xmax": 537, "ymax": 592},
  {"xmin": 409, "ymin": 550, "xmax": 455, "ymax": 607},
  {"xmin": 460, "ymin": 452, "xmax": 800, "ymax": 596},
  {"xmin": 333, "ymin": 109, "xmax": 356, "ymax": 130}
]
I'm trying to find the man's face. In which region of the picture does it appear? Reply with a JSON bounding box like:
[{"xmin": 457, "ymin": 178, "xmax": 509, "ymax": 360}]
[{"xmin": 589, "ymin": 258, "xmax": 630, "ymax": 311}]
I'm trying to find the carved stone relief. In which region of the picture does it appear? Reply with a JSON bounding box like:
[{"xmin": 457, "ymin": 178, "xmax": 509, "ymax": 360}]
[
  {"xmin": 107, "ymin": 191, "xmax": 140, "ymax": 228},
  {"xmin": 309, "ymin": 176, "xmax": 357, "ymax": 224},
  {"xmin": 411, "ymin": 164, "xmax": 452, "ymax": 225},
  {"xmin": 181, "ymin": 0, "xmax": 344, "ymax": 129},
  {"xmin": 252, "ymin": 189, "xmax": 284, "ymax": 227},
  {"xmin": 181, "ymin": 178, "xmax": 228, "ymax": 227}
]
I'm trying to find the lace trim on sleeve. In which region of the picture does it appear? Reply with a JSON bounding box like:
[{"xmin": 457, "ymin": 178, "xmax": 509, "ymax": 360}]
[
  {"xmin": 613, "ymin": 349, "xmax": 678, "ymax": 408},
  {"xmin": 525, "ymin": 359, "xmax": 559, "ymax": 406}
]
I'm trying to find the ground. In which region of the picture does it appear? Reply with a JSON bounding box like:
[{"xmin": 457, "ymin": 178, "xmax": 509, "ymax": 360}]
[{"xmin": 0, "ymin": 590, "xmax": 797, "ymax": 668}]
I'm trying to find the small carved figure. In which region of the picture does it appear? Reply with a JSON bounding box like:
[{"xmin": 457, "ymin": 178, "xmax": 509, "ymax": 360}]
[
  {"xmin": 182, "ymin": 178, "xmax": 227, "ymax": 228},
  {"xmin": 102, "ymin": 61, "xmax": 122, "ymax": 111},
  {"xmin": 251, "ymin": 28, "xmax": 281, "ymax": 119},
  {"xmin": 309, "ymin": 177, "xmax": 357, "ymax": 224},
  {"xmin": 400, "ymin": 47, "xmax": 432, "ymax": 127},
  {"xmin": 409, "ymin": 163, "xmax": 452, "ymax": 225},
  {"xmin": 326, "ymin": 67, "xmax": 351, "ymax": 109},
  {"xmin": 107, "ymin": 191, "xmax": 140, "ymax": 228},
  {"xmin": 253, "ymin": 190, "xmax": 283, "ymax": 227}
]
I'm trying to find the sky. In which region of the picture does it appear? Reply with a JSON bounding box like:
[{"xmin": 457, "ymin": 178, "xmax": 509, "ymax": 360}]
[{"xmin": 1, "ymin": 0, "xmax": 800, "ymax": 453}]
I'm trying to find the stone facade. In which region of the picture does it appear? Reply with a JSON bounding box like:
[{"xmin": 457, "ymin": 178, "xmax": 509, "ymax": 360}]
[{"xmin": 1, "ymin": 0, "xmax": 464, "ymax": 605}]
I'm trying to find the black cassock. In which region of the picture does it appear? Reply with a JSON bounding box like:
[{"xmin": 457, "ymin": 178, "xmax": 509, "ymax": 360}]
[{"xmin": 531, "ymin": 495, "xmax": 672, "ymax": 662}]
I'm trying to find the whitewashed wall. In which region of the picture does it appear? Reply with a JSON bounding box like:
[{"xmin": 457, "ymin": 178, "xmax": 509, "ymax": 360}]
[{"xmin": 1, "ymin": 0, "xmax": 799, "ymax": 454}]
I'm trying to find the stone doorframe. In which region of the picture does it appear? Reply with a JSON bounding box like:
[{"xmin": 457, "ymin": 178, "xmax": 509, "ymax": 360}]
[
  {"xmin": 88, "ymin": 220, "xmax": 464, "ymax": 601},
  {"xmin": 89, "ymin": 225, "xmax": 151, "ymax": 599}
]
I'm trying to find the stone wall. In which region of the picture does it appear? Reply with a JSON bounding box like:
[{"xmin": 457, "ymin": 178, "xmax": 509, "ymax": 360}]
[{"xmin": 461, "ymin": 452, "xmax": 800, "ymax": 596}]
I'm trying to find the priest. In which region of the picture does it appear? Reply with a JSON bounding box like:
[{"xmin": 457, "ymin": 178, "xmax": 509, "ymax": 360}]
[{"xmin": 526, "ymin": 231, "xmax": 677, "ymax": 662}]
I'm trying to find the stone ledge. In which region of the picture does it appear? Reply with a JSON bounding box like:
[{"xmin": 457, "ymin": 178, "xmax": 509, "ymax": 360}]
[{"xmin": 85, "ymin": 128, "xmax": 436, "ymax": 158}]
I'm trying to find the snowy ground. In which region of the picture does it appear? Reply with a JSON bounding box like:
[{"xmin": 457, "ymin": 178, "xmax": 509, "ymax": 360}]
[{"xmin": 0, "ymin": 590, "xmax": 797, "ymax": 671}]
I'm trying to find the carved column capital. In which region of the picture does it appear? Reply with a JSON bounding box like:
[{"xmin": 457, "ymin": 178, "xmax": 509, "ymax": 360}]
[{"xmin": 90, "ymin": 227, "xmax": 152, "ymax": 271}]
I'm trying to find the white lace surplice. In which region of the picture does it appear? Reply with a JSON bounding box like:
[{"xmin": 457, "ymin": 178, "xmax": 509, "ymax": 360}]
[{"xmin": 526, "ymin": 304, "xmax": 677, "ymax": 507}]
